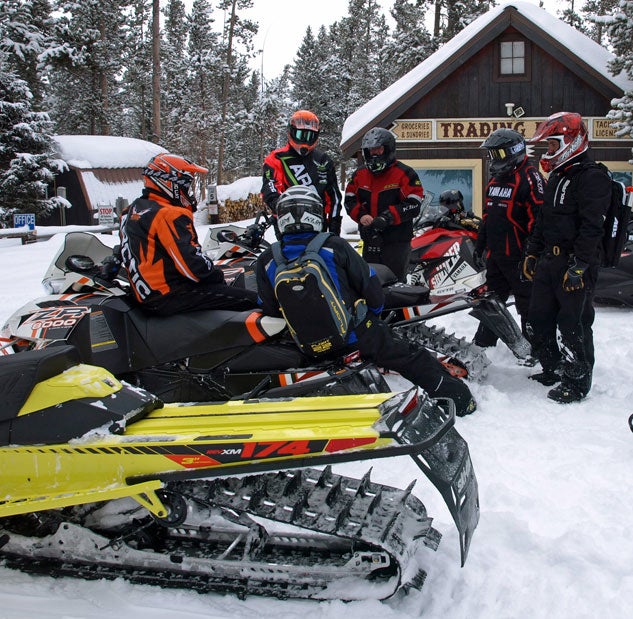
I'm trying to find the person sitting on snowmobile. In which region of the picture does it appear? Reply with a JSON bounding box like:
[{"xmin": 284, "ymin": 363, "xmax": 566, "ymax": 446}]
[
  {"xmin": 119, "ymin": 153, "xmax": 258, "ymax": 315},
  {"xmin": 436, "ymin": 189, "xmax": 481, "ymax": 232},
  {"xmin": 255, "ymin": 185, "xmax": 477, "ymax": 417}
]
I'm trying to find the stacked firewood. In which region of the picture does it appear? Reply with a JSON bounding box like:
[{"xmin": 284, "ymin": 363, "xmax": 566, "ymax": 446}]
[{"xmin": 219, "ymin": 194, "xmax": 264, "ymax": 223}]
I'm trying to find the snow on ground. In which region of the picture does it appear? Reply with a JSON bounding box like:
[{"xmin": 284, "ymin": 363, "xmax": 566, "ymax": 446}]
[{"xmin": 0, "ymin": 228, "xmax": 632, "ymax": 619}]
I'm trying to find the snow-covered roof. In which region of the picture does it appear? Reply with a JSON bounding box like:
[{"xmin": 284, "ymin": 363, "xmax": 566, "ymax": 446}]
[
  {"xmin": 341, "ymin": 0, "xmax": 633, "ymax": 153},
  {"xmin": 53, "ymin": 135, "xmax": 167, "ymax": 169}
]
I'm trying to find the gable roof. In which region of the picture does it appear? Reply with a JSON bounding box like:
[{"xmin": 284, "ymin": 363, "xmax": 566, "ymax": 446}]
[{"xmin": 341, "ymin": 1, "xmax": 633, "ymax": 155}]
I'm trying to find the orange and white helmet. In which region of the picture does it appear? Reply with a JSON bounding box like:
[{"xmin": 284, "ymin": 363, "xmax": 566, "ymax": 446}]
[
  {"xmin": 143, "ymin": 153, "xmax": 208, "ymax": 210},
  {"xmin": 528, "ymin": 112, "xmax": 588, "ymax": 173},
  {"xmin": 287, "ymin": 110, "xmax": 320, "ymax": 156}
]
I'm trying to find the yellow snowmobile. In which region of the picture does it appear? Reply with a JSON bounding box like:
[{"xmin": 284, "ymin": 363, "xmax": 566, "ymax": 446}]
[{"xmin": 0, "ymin": 345, "xmax": 479, "ymax": 601}]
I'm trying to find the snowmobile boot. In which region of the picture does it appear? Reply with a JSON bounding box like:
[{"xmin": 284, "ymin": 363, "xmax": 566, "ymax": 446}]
[
  {"xmin": 529, "ymin": 369, "xmax": 561, "ymax": 386},
  {"xmin": 428, "ymin": 373, "xmax": 477, "ymax": 417},
  {"xmin": 547, "ymin": 380, "xmax": 586, "ymax": 404}
]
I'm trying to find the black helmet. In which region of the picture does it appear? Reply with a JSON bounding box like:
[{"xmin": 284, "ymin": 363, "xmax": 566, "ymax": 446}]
[
  {"xmin": 481, "ymin": 128, "xmax": 526, "ymax": 179},
  {"xmin": 361, "ymin": 127, "xmax": 396, "ymax": 174},
  {"xmin": 439, "ymin": 189, "xmax": 464, "ymax": 215},
  {"xmin": 276, "ymin": 186, "xmax": 324, "ymax": 235}
]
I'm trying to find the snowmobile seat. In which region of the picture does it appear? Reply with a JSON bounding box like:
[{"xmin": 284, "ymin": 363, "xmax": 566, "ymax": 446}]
[
  {"xmin": 128, "ymin": 308, "xmax": 287, "ymax": 366},
  {"xmin": 0, "ymin": 345, "xmax": 79, "ymax": 421},
  {"xmin": 0, "ymin": 345, "xmax": 80, "ymax": 442}
]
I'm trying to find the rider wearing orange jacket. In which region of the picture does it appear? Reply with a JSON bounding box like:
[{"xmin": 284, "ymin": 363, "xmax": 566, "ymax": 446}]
[{"xmin": 120, "ymin": 153, "xmax": 257, "ymax": 315}]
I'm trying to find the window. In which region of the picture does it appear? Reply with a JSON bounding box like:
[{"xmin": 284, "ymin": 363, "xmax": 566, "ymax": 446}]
[{"xmin": 500, "ymin": 41, "xmax": 525, "ymax": 75}]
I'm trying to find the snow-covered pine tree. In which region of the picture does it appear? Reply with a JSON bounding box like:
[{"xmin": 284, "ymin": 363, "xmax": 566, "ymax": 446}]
[
  {"xmin": 384, "ymin": 0, "xmax": 436, "ymax": 80},
  {"xmin": 161, "ymin": 0, "xmax": 190, "ymax": 155},
  {"xmin": 435, "ymin": 0, "xmax": 494, "ymax": 44},
  {"xmin": 0, "ymin": 0, "xmax": 55, "ymax": 109},
  {"xmin": 185, "ymin": 0, "xmax": 223, "ymax": 175},
  {"xmin": 606, "ymin": 0, "xmax": 633, "ymax": 160},
  {"xmin": 45, "ymin": 0, "xmax": 129, "ymax": 135},
  {"xmin": 118, "ymin": 0, "xmax": 154, "ymax": 141},
  {"xmin": 0, "ymin": 58, "xmax": 66, "ymax": 225}
]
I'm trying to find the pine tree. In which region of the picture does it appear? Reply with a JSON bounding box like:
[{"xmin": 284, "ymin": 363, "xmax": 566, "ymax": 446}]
[
  {"xmin": 45, "ymin": 0, "xmax": 129, "ymax": 135},
  {"xmin": 0, "ymin": 59, "xmax": 65, "ymax": 225},
  {"xmin": 606, "ymin": 0, "xmax": 633, "ymax": 159},
  {"xmin": 385, "ymin": 0, "xmax": 435, "ymax": 80},
  {"xmin": 0, "ymin": 0, "xmax": 55, "ymax": 108},
  {"xmin": 161, "ymin": 0, "xmax": 190, "ymax": 155},
  {"xmin": 434, "ymin": 0, "xmax": 494, "ymax": 44}
]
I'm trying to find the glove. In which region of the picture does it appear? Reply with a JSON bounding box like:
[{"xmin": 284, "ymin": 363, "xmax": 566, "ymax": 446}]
[
  {"xmin": 562, "ymin": 257, "xmax": 588, "ymax": 292},
  {"xmin": 472, "ymin": 249, "xmax": 486, "ymax": 271},
  {"xmin": 372, "ymin": 211, "xmax": 393, "ymax": 231},
  {"xmin": 521, "ymin": 254, "xmax": 538, "ymax": 282}
]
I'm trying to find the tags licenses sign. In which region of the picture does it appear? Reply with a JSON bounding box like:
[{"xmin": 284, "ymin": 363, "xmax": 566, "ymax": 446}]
[
  {"xmin": 98, "ymin": 205, "xmax": 115, "ymax": 226},
  {"xmin": 391, "ymin": 118, "xmax": 631, "ymax": 142}
]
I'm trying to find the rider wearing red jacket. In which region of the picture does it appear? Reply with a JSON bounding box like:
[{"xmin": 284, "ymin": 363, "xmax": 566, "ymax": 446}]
[
  {"xmin": 262, "ymin": 110, "xmax": 342, "ymax": 235},
  {"xmin": 120, "ymin": 153, "xmax": 257, "ymax": 315},
  {"xmin": 345, "ymin": 127, "xmax": 424, "ymax": 282}
]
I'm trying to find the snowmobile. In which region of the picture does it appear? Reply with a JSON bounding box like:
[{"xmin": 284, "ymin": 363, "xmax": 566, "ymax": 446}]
[
  {"xmin": 402, "ymin": 208, "xmax": 532, "ymax": 361},
  {"xmin": 0, "ymin": 231, "xmax": 490, "ymax": 407},
  {"xmin": 205, "ymin": 213, "xmax": 529, "ymax": 366},
  {"xmin": 594, "ymin": 221, "xmax": 633, "ymax": 307},
  {"xmin": 0, "ymin": 345, "xmax": 479, "ymax": 601}
]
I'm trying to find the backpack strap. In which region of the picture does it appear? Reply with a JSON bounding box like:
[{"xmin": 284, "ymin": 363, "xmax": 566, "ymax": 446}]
[
  {"xmin": 271, "ymin": 241, "xmax": 286, "ymax": 267},
  {"xmin": 304, "ymin": 232, "xmax": 332, "ymax": 254}
]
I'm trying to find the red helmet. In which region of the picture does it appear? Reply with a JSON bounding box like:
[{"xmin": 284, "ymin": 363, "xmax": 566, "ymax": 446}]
[
  {"xmin": 528, "ymin": 112, "xmax": 588, "ymax": 173},
  {"xmin": 143, "ymin": 153, "xmax": 208, "ymax": 210},
  {"xmin": 288, "ymin": 110, "xmax": 320, "ymax": 155}
]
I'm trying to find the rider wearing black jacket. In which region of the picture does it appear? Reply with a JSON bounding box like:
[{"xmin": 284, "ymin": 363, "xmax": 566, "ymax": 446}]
[
  {"xmin": 475, "ymin": 129, "xmax": 544, "ymax": 348},
  {"xmin": 523, "ymin": 112, "xmax": 611, "ymax": 403},
  {"xmin": 256, "ymin": 186, "xmax": 476, "ymax": 417}
]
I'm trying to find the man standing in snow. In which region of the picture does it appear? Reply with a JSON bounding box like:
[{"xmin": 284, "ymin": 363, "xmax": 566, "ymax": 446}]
[
  {"xmin": 522, "ymin": 112, "xmax": 611, "ymax": 403},
  {"xmin": 262, "ymin": 109, "xmax": 343, "ymax": 235},
  {"xmin": 120, "ymin": 153, "xmax": 258, "ymax": 315},
  {"xmin": 475, "ymin": 128, "xmax": 544, "ymax": 348},
  {"xmin": 345, "ymin": 127, "xmax": 424, "ymax": 282}
]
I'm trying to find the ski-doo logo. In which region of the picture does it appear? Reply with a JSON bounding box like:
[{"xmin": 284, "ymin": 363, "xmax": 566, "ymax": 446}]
[
  {"xmin": 455, "ymin": 458, "xmax": 473, "ymax": 494},
  {"xmin": 27, "ymin": 306, "xmax": 90, "ymax": 330},
  {"xmin": 429, "ymin": 242, "xmax": 461, "ymax": 290}
]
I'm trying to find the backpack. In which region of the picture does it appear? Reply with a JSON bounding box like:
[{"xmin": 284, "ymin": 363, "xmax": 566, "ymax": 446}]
[
  {"xmin": 573, "ymin": 162, "xmax": 632, "ymax": 268},
  {"xmin": 271, "ymin": 232, "xmax": 353, "ymax": 358}
]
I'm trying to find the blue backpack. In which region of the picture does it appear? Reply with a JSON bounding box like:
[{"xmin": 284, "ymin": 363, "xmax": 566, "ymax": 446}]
[{"xmin": 271, "ymin": 233, "xmax": 353, "ymax": 358}]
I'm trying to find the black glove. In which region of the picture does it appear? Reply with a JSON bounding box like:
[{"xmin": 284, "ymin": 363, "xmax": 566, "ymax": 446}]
[
  {"xmin": 372, "ymin": 211, "xmax": 393, "ymax": 231},
  {"xmin": 99, "ymin": 254, "xmax": 122, "ymax": 281},
  {"xmin": 472, "ymin": 249, "xmax": 486, "ymax": 271},
  {"xmin": 562, "ymin": 257, "xmax": 588, "ymax": 292},
  {"xmin": 521, "ymin": 254, "xmax": 538, "ymax": 282}
]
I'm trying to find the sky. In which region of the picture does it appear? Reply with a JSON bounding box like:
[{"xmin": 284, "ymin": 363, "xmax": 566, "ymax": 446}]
[
  {"xmin": 184, "ymin": 0, "xmax": 561, "ymax": 80},
  {"xmin": 0, "ymin": 200, "xmax": 632, "ymax": 617}
]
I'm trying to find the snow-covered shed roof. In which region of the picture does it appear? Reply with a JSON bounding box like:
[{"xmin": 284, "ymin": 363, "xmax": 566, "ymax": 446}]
[
  {"xmin": 52, "ymin": 135, "xmax": 167, "ymax": 213},
  {"xmin": 53, "ymin": 135, "xmax": 166, "ymax": 169},
  {"xmin": 341, "ymin": 1, "xmax": 633, "ymax": 155}
]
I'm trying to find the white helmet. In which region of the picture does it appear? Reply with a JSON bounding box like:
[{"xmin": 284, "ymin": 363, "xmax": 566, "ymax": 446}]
[{"xmin": 276, "ymin": 186, "xmax": 324, "ymax": 234}]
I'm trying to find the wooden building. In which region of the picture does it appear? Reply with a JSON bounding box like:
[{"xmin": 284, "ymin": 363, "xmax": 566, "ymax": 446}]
[
  {"xmin": 44, "ymin": 135, "xmax": 166, "ymax": 226},
  {"xmin": 340, "ymin": 1, "xmax": 633, "ymax": 215}
]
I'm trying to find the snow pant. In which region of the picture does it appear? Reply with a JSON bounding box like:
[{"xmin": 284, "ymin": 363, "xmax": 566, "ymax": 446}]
[
  {"xmin": 354, "ymin": 315, "xmax": 476, "ymax": 416},
  {"xmin": 142, "ymin": 282, "xmax": 259, "ymax": 316},
  {"xmin": 526, "ymin": 251, "xmax": 597, "ymax": 396},
  {"xmin": 473, "ymin": 254, "xmax": 533, "ymax": 347},
  {"xmin": 362, "ymin": 235, "xmax": 411, "ymax": 283}
]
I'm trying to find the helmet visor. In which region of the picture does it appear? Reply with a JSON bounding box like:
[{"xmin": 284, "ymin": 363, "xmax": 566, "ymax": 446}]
[{"xmin": 290, "ymin": 127, "xmax": 319, "ymax": 145}]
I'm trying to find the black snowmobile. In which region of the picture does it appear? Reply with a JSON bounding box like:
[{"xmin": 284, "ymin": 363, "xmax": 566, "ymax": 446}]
[
  {"xmin": 0, "ymin": 231, "xmax": 494, "ymax": 407},
  {"xmin": 0, "ymin": 345, "xmax": 479, "ymax": 601}
]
